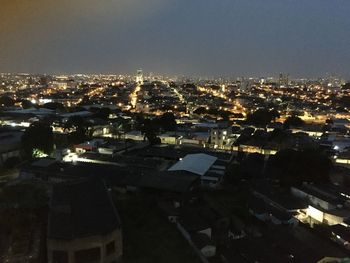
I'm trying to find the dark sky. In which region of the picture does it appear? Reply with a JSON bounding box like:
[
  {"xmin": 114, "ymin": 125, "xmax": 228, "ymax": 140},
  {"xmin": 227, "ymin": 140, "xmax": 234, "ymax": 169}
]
[{"xmin": 0, "ymin": 0, "xmax": 349, "ymax": 78}]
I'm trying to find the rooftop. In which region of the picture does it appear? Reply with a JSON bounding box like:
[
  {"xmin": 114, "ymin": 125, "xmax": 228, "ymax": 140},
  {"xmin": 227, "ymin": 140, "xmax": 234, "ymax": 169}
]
[
  {"xmin": 168, "ymin": 153, "xmax": 218, "ymax": 176},
  {"xmin": 48, "ymin": 178, "xmax": 121, "ymax": 240}
]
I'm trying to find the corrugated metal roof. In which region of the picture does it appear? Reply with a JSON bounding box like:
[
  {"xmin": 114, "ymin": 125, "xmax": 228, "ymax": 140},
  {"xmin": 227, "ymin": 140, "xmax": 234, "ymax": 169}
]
[{"xmin": 168, "ymin": 153, "xmax": 217, "ymax": 176}]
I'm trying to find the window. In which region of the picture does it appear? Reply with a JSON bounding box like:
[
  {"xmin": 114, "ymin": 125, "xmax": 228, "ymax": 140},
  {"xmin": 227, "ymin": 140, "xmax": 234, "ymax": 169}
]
[
  {"xmin": 75, "ymin": 247, "xmax": 101, "ymax": 263},
  {"xmin": 106, "ymin": 240, "xmax": 116, "ymax": 256},
  {"xmin": 52, "ymin": 250, "xmax": 68, "ymax": 263}
]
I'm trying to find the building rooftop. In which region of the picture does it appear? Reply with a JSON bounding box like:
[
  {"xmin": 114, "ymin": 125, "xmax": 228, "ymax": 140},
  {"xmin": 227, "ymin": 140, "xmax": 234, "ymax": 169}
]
[
  {"xmin": 168, "ymin": 153, "xmax": 218, "ymax": 176},
  {"xmin": 23, "ymin": 160, "xmax": 198, "ymax": 193},
  {"xmin": 48, "ymin": 178, "xmax": 121, "ymax": 240}
]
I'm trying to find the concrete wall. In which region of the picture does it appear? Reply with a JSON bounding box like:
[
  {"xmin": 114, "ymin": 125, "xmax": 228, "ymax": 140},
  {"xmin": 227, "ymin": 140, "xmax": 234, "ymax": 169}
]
[
  {"xmin": 47, "ymin": 228, "xmax": 122, "ymax": 263},
  {"xmin": 291, "ymin": 187, "xmax": 335, "ymax": 211}
]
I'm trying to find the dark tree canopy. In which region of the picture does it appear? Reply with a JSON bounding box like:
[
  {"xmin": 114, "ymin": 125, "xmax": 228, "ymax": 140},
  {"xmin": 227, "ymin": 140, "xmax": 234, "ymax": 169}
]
[
  {"xmin": 137, "ymin": 112, "xmax": 177, "ymax": 135},
  {"xmin": 342, "ymin": 83, "xmax": 350, "ymax": 90},
  {"xmin": 64, "ymin": 116, "xmax": 91, "ymax": 144},
  {"xmin": 246, "ymin": 108, "xmax": 280, "ymax": 127},
  {"xmin": 95, "ymin": 107, "xmax": 111, "ymax": 120},
  {"xmin": 193, "ymin": 107, "xmax": 206, "ymax": 115},
  {"xmin": 270, "ymin": 148, "xmax": 332, "ymax": 186},
  {"xmin": 134, "ymin": 113, "xmax": 178, "ymax": 145},
  {"xmin": 0, "ymin": 96, "xmax": 15, "ymax": 107},
  {"xmin": 21, "ymin": 100, "xmax": 35, "ymax": 109},
  {"xmin": 234, "ymin": 127, "xmax": 255, "ymax": 146},
  {"xmin": 283, "ymin": 115, "xmax": 305, "ymax": 129},
  {"xmin": 158, "ymin": 112, "xmax": 177, "ymax": 131},
  {"xmin": 226, "ymin": 153, "xmax": 265, "ymax": 183},
  {"xmin": 42, "ymin": 102, "xmax": 65, "ymax": 111},
  {"xmin": 339, "ymin": 96, "xmax": 350, "ymax": 108},
  {"xmin": 139, "ymin": 118, "xmax": 161, "ymax": 145},
  {"xmin": 22, "ymin": 122, "xmax": 54, "ymax": 157}
]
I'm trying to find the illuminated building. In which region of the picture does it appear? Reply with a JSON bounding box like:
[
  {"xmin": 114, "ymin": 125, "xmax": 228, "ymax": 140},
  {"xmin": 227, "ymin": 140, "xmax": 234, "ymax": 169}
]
[{"xmin": 136, "ymin": 69, "xmax": 143, "ymax": 85}]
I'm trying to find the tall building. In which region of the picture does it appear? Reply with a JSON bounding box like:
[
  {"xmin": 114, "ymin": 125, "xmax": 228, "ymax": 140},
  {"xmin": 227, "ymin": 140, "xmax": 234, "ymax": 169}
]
[
  {"xmin": 279, "ymin": 73, "xmax": 289, "ymax": 88},
  {"xmin": 136, "ymin": 69, "xmax": 143, "ymax": 85}
]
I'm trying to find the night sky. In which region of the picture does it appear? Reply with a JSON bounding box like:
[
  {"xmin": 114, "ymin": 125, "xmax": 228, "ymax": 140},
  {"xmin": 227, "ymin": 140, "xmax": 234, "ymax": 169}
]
[{"xmin": 0, "ymin": 0, "xmax": 349, "ymax": 78}]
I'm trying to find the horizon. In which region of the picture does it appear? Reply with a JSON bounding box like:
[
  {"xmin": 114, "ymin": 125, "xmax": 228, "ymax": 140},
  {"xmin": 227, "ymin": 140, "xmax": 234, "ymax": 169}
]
[{"xmin": 0, "ymin": 71, "xmax": 348, "ymax": 81}]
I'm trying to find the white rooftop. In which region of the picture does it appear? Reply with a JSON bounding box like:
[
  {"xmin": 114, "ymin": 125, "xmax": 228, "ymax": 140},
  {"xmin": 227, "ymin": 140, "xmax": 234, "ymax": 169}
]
[{"xmin": 168, "ymin": 153, "xmax": 218, "ymax": 176}]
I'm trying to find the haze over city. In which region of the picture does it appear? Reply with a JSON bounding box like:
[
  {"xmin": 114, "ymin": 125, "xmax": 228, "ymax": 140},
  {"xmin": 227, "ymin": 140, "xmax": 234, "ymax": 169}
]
[
  {"xmin": 2, "ymin": 1, "xmax": 350, "ymax": 263},
  {"xmin": 1, "ymin": 0, "xmax": 350, "ymax": 77}
]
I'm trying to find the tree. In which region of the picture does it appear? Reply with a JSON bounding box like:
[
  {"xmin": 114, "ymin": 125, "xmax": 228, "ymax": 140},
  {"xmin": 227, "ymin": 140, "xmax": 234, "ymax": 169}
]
[
  {"xmin": 78, "ymin": 95, "xmax": 92, "ymax": 106},
  {"xmin": 22, "ymin": 122, "xmax": 54, "ymax": 158},
  {"xmin": 226, "ymin": 153, "xmax": 265, "ymax": 183},
  {"xmin": 270, "ymin": 148, "xmax": 331, "ymax": 186},
  {"xmin": 234, "ymin": 127, "xmax": 255, "ymax": 146},
  {"xmin": 268, "ymin": 128, "xmax": 292, "ymax": 150},
  {"xmin": 158, "ymin": 112, "xmax": 177, "ymax": 131},
  {"xmin": 283, "ymin": 115, "xmax": 305, "ymax": 129},
  {"xmin": 134, "ymin": 113, "xmax": 145, "ymax": 130},
  {"xmin": 96, "ymin": 107, "xmax": 111, "ymax": 120},
  {"xmin": 194, "ymin": 107, "xmax": 207, "ymax": 115},
  {"xmin": 147, "ymin": 134, "xmax": 161, "ymax": 145},
  {"xmin": 0, "ymin": 96, "xmax": 14, "ymax": 107},
  {"xmin": 246, "ymin": 108, "xmax": 279, "ymax": 127},
  {"xmin": 141, "ymin": 118, "xmax": 161, "ymax": 145},
  {"xmin": 64, "ymin": 116, "xmax": 91, "ymax": 144},
  {"xmin": 21, "ymin": 100, "xmax": 35, "ymax": 109},
  {"xmin": 269, "ymin": 109, "xmax": 281, "ymax": 120},
  {"xmin": 342, "ymin": 83, "xmax": 350, "ymax": 90},
  {"xmin": 42, "ymin": 102, "xmax": 65, "ymax": 111}
]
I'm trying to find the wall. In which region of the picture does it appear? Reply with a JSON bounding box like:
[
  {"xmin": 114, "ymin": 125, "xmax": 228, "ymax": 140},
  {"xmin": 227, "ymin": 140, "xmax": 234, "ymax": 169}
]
[{"xmin": 47, "ymin": 228, "xmax": 122, "ymax": 263}]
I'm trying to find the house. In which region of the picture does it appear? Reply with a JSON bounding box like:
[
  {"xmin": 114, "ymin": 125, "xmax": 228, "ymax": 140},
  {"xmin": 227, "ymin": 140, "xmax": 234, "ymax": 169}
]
[
  {"xmin": 124, "ymin": 130, "xmax": 144, "ymax": 141},
  {"xmin": 0, "ymin": 130, "xmax": 23, "ymax": 166},
  {"xmin": 74, "ymin": 139, "xmax": 105, "ymax": 153},
  {"xmin": 335, "ymin": 151, "xmax": 350, "ymax": 166},
  {"xmin": 47, "ymin": 178, "xmax": 122, "ymax": 263},
  {"xmin": 249, "ymin": 196, "xmax": 298, "ymax": 226},
  {"xmin": 210, "ymin": 127, "xmax": 233, "ymax": 149},
  {"xmin": 159, "ymin": 132, "xmax": 182, "ymax": 145},
  {"xmin": 291, "ymin": 184, "xmax": 341, "ymax": 211},
  {"xmin": 291, "ymin": 184, "xmax": 350, "ymax": 225},
  {"xmin": 167, "ymin": 153, "xmax": 226, "ymax": 187}
]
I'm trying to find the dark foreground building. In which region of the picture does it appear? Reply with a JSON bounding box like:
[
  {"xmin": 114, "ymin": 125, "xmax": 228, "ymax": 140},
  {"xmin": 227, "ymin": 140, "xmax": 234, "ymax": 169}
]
[{"xmin": 47, "ymin": 179, "xmax": 122, "ymax": 263}]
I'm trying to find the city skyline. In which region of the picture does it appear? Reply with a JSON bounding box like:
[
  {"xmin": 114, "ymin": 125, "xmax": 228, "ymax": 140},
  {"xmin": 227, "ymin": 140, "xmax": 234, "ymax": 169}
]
[{"xmin": 1, "ymin": 0, "xmax": 350, "ymax": 78}]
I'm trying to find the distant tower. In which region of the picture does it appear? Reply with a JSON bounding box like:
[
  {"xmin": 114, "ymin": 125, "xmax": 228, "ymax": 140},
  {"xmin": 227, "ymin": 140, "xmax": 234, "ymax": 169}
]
[
  {"xmin": 136, "ymin": 69, "xmax": 143, "ymax": 85},
  {"xmin": 279, "ymin": 73, "xmax": 289, "ymax": 88}
]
